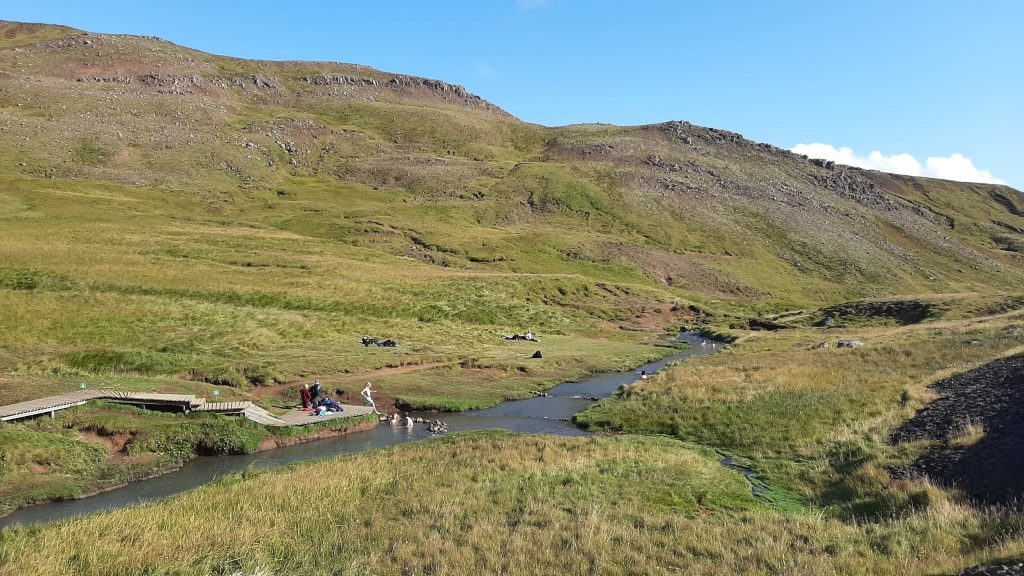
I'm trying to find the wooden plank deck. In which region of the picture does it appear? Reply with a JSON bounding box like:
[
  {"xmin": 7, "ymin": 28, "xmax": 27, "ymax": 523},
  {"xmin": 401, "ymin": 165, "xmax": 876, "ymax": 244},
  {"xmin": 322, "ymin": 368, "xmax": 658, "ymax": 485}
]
[
  {"xmin": 242, "ymin": 405, "xmax": 288, "ymax": 426},
  {"xmin": 0, "ymin": 390, "xmax": 373, "ymax": 428},
  {"xmin": 101, "ymin": 391, "xmax": 205, "ymax": 411},
  {"xmin": 195, "ymin": 401, "xmax": 252, "ymax": 414},
  {"xmin": 273, "ymin": 405, "xmax": 375, "ymax": 426},
  {"xmin": 0, "ymin": 390, "xmax": 107, "ymax": 421}
]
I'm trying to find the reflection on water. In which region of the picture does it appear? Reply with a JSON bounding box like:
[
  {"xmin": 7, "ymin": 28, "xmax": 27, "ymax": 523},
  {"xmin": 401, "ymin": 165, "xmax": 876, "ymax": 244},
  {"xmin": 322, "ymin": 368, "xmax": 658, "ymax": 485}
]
[{"xmin": 0, "ymin": 333, "xmax": 715, "ymax": 529}]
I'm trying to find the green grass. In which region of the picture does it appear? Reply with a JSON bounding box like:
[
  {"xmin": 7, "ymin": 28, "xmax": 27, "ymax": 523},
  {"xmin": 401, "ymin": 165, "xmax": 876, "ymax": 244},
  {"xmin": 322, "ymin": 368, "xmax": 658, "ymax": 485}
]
[
  {"xmin": 3, "ymin": 431, "xmax": 1024, "ymax": 575},
  {"xmin": 577, "ymin": 309, "xmax": 1024, "ymax": 517}
]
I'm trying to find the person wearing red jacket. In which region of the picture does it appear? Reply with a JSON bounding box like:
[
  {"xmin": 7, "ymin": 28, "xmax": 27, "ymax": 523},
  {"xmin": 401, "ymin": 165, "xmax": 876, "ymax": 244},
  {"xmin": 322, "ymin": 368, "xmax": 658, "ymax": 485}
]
[{"xmin": 300, "ymin": 383, "xmax": 313, "ymax": 408}]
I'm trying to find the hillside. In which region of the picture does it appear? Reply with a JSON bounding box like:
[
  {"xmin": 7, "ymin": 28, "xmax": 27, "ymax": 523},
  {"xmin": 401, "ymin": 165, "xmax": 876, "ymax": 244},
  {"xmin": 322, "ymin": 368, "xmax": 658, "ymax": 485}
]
[
  {"xmin": 0, "ymin": 19, "xmax": 1023, "ymax": 402},
  {"xmin": 4, "ymin": 20, "xmax": 1024, "ymax": 575}
]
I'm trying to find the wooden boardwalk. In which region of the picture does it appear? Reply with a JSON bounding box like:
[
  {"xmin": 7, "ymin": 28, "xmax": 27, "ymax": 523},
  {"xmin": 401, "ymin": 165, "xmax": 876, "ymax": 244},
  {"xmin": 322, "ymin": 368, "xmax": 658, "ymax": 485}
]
[
  {"xmin": 0, "ymin": 390, "xmax": 106, "ymax": 421},
  {"xmin": 275, "ymin": 405, "xmax": 375, "ymax": 426},
  {"xmin": 0, "ymin": 390, "xmax": 372, "ymax": 427}
]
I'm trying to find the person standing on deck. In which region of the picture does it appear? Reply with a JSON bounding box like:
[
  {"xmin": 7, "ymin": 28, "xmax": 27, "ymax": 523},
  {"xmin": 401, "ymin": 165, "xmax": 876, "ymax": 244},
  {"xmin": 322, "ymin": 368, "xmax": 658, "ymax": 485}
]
[
  {"xmin": 300, "ymin": 383, "xmax": 313, "ymax": 408},
  {"xmin": 361, "ymin": 381, "xmax": 380, "ymax": 415}
]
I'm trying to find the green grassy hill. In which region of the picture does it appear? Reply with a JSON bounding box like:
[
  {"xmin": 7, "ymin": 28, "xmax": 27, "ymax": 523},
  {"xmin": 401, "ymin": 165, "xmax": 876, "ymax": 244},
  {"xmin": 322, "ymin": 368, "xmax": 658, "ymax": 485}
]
[
  {"xmin": 1, "ymin": 20, "xmax": 1021, "ymax": 408},
  {"xmin": 3, "ymin": 20, "xmax": 1024, "ymax": 574}
]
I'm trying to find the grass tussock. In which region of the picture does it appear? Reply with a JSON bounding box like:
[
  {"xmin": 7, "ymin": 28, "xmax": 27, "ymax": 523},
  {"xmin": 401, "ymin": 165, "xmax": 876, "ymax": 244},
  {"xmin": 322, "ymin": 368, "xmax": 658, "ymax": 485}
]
[{"xmin": 950, "ymin": 419, "xmax": 987, "ymax": 448}]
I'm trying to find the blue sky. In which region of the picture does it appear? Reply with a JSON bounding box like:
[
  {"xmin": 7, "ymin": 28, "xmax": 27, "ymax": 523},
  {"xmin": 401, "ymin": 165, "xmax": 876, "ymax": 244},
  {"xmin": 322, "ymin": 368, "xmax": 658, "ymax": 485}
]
[{"xmin": 5, "ymin": 1, "xmax": 1022, "ymax": 188}]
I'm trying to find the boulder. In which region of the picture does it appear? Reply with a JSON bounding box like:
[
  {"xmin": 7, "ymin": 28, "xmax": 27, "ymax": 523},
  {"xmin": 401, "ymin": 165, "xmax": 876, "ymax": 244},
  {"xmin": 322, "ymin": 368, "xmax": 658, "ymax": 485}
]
[
  {"xmin": 810, "ymin": 158, "xmax": 835, "ymax": 170},
  {"xmin": 530, "ymin": 350, "xmax": 543, "ymax": 359},
  {"xmin": 837, "ymin": 340, "xmax": 864, "ymax": 349},
  {"xmin": 812, "ymin": 342, "xmax": 830, "ymax": 349},
  {"xmin": 816, "ymin": 317, "xmax": 836, "ymax": 328}
]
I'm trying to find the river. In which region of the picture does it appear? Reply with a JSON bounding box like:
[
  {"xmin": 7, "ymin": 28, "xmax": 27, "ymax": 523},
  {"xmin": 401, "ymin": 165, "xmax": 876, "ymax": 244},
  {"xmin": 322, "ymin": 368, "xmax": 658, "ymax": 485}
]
[{"xmin": 0, "ymin": 332, "xmax": 731, "ymax": 529}]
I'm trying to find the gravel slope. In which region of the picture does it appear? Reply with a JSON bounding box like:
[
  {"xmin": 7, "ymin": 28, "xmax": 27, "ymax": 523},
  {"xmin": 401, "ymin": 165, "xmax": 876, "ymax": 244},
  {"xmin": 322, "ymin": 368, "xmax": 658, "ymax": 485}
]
[{"xmin": 891, "ymin": 355, "xmax": 1024, "ymax": 504}]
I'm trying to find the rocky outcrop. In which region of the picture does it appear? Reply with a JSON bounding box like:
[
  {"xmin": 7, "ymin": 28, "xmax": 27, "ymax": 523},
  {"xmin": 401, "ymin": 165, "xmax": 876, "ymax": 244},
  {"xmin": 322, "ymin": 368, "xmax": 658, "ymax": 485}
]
[
  {"xmin": 384, "ymin": 75, "xmax": 507, "ymax": 115},
  {"xmin": 959, "ymin": 562, "xmax": 1024, "ymax": 576},
  {"xmin": 656, "ymin": 120, "xmax": 797, "ymax": 156},
  {"xmin": 231, "ymin": 75, "xmax": 280, "ymax": 90},
  {"xmin": 810, "ymin": 158, "xmax": 835, "ymax": 170},
  {"xmin": 296, "ymin": 72, "xmax": 507, "ymax": 115},
  {"xmin": 387, "ymin": 75, "xmax": 467, "ymax": 94},
  {"xmin": 300, "ymin": 74, "xmax": 379, "ymax": 87},
  {"xmin": 76, "ymin": 74, "xmax": 204, "ymax": 87},
  {"xmin": 816, "ymin": 169, "xmax": 900, "ymax": 211}
]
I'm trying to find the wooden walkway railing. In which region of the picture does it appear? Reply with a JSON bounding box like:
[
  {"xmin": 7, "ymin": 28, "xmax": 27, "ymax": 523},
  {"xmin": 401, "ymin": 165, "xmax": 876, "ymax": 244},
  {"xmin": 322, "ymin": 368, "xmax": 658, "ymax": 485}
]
[{"xmin": 0, "ymin": 390, "xmax": 372, "ymax": 426}]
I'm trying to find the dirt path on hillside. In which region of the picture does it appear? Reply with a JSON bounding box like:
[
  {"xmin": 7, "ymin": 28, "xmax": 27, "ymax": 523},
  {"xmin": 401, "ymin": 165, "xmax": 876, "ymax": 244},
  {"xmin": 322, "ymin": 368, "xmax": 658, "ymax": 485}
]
[
  {"xmin": 251, "ymin": 361, "xmax": 452, "ymax": 401},
  {"xmin": 601, "ymin": 304, "xmax": 692, "ymax": 333}
]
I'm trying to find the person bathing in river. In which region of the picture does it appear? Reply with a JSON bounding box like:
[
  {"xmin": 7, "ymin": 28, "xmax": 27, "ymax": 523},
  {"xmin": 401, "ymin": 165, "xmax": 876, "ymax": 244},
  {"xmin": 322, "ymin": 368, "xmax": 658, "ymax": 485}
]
[
  {"xmin": 300, "ymin": 383, "xmax": 313, "ymax": 409},
  {"xmin": 361, "ymin": 381, "xmax": 380, "ymax": 415}
]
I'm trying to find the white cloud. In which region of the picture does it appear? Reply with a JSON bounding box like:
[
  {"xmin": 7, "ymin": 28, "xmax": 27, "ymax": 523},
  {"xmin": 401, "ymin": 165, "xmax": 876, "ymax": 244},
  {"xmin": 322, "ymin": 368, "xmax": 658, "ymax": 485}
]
[
  {"xmin": 517, "ymin": 0, "xmax": 549, "ymax": 10},
  {"xmin": 791, "ymin": 142, "xmax": 1005, "ymax": 185}
]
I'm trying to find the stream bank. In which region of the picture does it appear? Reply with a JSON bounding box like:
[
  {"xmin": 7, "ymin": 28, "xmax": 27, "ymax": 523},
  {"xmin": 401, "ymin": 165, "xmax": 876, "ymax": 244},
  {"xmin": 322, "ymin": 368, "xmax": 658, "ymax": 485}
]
[{"xmin": 0, "ymin": 332, "xmax": 766, "ymax": 529}]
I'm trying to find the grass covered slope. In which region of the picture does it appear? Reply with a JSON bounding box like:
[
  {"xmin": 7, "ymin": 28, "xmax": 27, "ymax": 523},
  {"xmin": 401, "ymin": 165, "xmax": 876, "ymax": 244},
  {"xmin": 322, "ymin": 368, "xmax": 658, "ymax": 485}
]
[
  {"xmin": 0, "ymin": 170, "xmax": 682, "ymax": 407},
  {"xmin": 578, "ymin": 298, "xmax": 1024, "ymax": 516},
  {"xmin": 3, "ymin": 431, "xmax": 1024, "ymax": 576},
  {"xmin": 0, "ymin": 20, "xmax": 1023, "ymax": 409}
]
